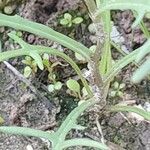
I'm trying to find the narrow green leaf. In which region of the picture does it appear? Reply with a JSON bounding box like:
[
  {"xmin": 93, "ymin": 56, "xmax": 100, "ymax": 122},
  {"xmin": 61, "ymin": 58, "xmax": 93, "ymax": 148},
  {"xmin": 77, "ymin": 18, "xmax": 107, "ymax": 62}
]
[
  {"xmin": 62, "ymin": 138, "xmax": 109, "ymax": 150},
  {"xmin": 110, "ymin": 105, "xmax": 150, "ymax": 121},
  {"xmin": 132, "ymin": 58, "xmax": 150, "ymax": 83},
  {"xmin": 0, "ymin": 126, "xmax": 55, "ymax": 141},
  {"xmin": 72, "ymin": 125, "xmax": 86, "ymax": 130},
  {"xmin": 132, "ymin": 11, "xmax": 145, "ymax": 28},
  {"xmin": 135, "ymin": 39, "xmax": 150, "ymax": 62},
  {"xmin": 0, "ymin": 13, "xmax": 91, "ymax": 59},
  {"xmin": 104, "ymin": 48, "xmax": 140, "ymax": 85},
  {"xmin": 98, "ymin": 0, "xmax": 150, "ymax": 28},
  {"xmin": 54, "ymin": 99, "xmax": 96, "ymax": 146}
]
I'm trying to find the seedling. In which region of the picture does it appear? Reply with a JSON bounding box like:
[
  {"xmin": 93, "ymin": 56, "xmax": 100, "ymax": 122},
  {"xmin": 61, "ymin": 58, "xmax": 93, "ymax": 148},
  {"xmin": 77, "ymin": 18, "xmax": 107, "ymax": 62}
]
[
  {"xmin": 42, "ymin": 54, "xmax": 63, "ymax": 92},
  {"xmin": 66, "ymin": 79, "xmax": 93, "ymax": 101},
  {"xmin": 60, "ymin": 13, "xmax": 83, "ymax": 27},
  {"xmin": 22, "ymin": 56, "xmax": 37, "ymax": 77},
  {"xmin": 48, "ymin": 81, "xmax": 63, "ymax": 93},
  {"xmin": 110, "ymin": 81, "xmax": 125, "ymax": 98},
  {"xmin": 22, "ymin": 53, "xmax": 63, "ymax": 91}
]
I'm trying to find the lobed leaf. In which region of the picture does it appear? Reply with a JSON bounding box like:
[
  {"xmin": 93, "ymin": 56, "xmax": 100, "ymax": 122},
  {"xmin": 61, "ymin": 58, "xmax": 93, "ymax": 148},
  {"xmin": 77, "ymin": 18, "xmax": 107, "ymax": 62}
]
[
  {"xmin": 98, "ymin": 0, "xmax": 150, "ymax": 27},
  {"xmin": 0, "ymin": 13, "xmax": 92, "ymax": 60}
]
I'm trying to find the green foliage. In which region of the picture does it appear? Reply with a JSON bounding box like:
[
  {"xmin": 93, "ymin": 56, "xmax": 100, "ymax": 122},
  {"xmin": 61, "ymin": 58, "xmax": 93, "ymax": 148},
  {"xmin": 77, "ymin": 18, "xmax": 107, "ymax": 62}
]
[
  {"xmin": 48, "ymin": 82, "xmax": 63, "ymax": 93},
  {"xmin": 132, "ymin": 40, "xmax": 150, "ymax": 83},
  {"xmin": 88, "ymin": 23, "xmax": 97, "ymax": 34},
  {"xmin": 75, "ymin": 45, "xmax": 96, "ymax": 62},
  {"xmin": 98, "ymin": 0, "xmax": 150, "ymax": 28},
  {"xmin": 22, "ymin": 54, "xmax": 62, "ymax": 90},
  {"xmin": 96, "ymin": 0, "xmax": 150, "ymax": 83},
  {"xmin": 67, "ymin": 79, "xmax": 80, "ymax": 93},
  {"xmin": 0, "ymin": 0, "xmax": 150, "ymax": 149},
  {"xmin": 110, "ymin": 105, "xmax": 150, "ymax": 121},
  {"xmin": 110, "ymin": 81, "xmax": 125, "ymax": 98},
  {"xmin": 60, "ymin": 13, "xmax": 83, "ymax": 27},
  {"xmin": 0, "ymin": 13, "xmax": 92, "ymax": 60},
  {"xmin": 75, "ymin": 52, "xmax": 86, "ymax": 62},
  {"xmin": 66, "ymin": 79, "xmax": 82, "ymax": 99},
  {"xmin": 4, "ymin": 5, "xmax": 14, "ymax": 14},
  {"xmin": 0, "ymin": 99, "xmax": 109, "ymax": 150}
]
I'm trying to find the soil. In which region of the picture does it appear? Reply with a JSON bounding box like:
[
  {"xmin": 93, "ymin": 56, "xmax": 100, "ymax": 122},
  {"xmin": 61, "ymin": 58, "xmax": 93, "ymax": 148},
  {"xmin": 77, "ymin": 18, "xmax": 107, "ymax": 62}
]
[{"xmin": 0, "ymin": 0, "xmax": 150, "ymax": 150}]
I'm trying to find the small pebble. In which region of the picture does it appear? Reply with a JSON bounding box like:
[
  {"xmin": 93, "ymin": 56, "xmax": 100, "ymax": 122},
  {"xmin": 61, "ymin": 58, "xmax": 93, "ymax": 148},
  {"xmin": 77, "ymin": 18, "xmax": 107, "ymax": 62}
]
[{"xmin": 26, "ymin": 145, "xmax": 33, "ymax": 150}]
